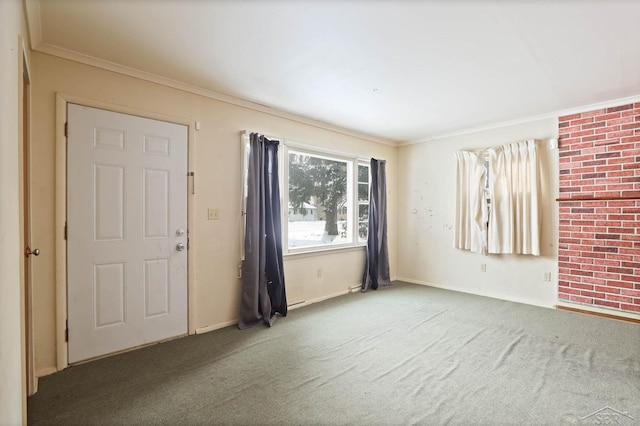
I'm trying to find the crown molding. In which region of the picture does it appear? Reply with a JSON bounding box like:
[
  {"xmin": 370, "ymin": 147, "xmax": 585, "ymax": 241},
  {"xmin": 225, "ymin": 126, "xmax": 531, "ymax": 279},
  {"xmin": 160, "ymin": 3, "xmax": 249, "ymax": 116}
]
[
  {"xmin": 548, "ymin": 94, "xmax": 640, "ymax": 119},
  {"xmin": 400, "ymin": 94, "xmax": 640, "ymax": 146},
  {"xmin": 23, "ymin": 0, "xmax": 42, "ymax": 50},
  {"xmin": 31, "ymin": 42, "xmax": 398, "ymax": 147},
  {"xmin": 24, "ymin": 4, "xmax": 639, "ymax": 149}
]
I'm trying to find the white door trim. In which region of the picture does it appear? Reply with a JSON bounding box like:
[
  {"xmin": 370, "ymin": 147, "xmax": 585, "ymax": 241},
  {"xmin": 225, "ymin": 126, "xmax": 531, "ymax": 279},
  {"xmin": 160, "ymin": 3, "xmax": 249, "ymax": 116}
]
[
  {"xmin": 54, "ymin": 93, "xmax": 197, "ymax": 371},
  {"xmin": 19, "ymin": 36, "xmax": 37, "ymax": 397}
]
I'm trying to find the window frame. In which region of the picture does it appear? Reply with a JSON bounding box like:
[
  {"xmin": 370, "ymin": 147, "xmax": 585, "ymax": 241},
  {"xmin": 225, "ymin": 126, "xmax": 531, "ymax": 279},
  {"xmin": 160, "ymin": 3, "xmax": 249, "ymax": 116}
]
[
  {"xmin": 356, "ymin": 161, "xmax": 370, "ymax": 243},
  {"xmin": 241, "ymin": 132, "xmax": 371, "ymax": 258},
  {"xmin": 282, "ymin": 140, "xmax": 369, "ymax": 255}
]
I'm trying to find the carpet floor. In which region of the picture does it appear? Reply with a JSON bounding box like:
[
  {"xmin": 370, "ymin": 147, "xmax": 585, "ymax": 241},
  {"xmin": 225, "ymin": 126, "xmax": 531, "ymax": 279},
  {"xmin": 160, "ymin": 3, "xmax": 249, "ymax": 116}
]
[{"xmin": 28, "ymin": 282, "xmax": 640, "ymax": 425}]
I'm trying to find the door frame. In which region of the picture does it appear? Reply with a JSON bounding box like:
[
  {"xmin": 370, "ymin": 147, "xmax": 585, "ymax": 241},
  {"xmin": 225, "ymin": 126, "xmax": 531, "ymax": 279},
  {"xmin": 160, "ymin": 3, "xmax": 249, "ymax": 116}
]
[
  {"xmin": 54, "ymin": 94, "xmax": 197, "ymax": 370},
  {"xmin": 19, "ymin": 37, "xmax": 36, "ymax": 397}
]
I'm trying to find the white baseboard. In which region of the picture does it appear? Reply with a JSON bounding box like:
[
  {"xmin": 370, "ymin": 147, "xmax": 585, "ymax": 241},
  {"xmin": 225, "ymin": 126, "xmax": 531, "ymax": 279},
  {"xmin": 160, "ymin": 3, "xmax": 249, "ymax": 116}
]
[
  {"xmin": 195, "ymin": 319, "xmax": 238, "ymax": 334},
  {"xmin": 287, "ymin": 299, "xmax": 306, "ymax": 310},
  {"xmin": 36, "ymin": 367, "xmax": 58, "ymax": 378},
  {"xmin": 396, "ymin": 277, "xmax": 553, "ymax": 309},
  {"xmin": 307, "ymin": 289, "xmax": 350, "ymax": 304},
  {"xmin": 196, "ymin": 286, "xmax": 358, "ymax": 332},
  {"xmin": 556, "ymin": 301, "xmax": 640, "ymax": 321}
]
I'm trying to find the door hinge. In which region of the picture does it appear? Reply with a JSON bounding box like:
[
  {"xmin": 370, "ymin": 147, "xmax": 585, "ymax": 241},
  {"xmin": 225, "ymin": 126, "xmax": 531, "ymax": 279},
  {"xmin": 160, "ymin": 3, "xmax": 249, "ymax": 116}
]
[
  {"xmin": 64, "ymin": 122, "xmax": 68, "ymax": 137},
  {"xmin": 64, "ymin": 222, "xmax": 67, "ymax": 240},
  {"xmin": 65, "ymin": 319, "xmax": 68, "ymax": 342},
  {"xmin": 188, "ymin": 171, "xmax": 195, "ymax": 195}
]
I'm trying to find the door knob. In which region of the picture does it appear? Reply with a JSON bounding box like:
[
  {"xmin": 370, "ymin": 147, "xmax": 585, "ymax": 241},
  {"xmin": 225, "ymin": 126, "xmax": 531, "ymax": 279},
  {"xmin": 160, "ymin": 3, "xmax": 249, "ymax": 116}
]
[
  {"xmin": 26, "ymin": 247, "xmax": 40, "ymax": 257},
  {"xmin": 176, "ymin": 243, "xmax": 185, "ymax": 252}
]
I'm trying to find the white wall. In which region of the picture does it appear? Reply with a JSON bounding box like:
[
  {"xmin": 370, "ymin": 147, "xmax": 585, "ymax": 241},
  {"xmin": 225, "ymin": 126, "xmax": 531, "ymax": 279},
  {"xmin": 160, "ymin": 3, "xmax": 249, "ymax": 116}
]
[
  {"xmin": 0, "ymin": 0, "xmax": 29, "ymax": 423},
  {"xmin": 30, "ymin": 52, "xmax": 397, "ymax": 374},
  {"xmin": 397, "ymin": 119, "xmax": 559, "ymax": 307}
]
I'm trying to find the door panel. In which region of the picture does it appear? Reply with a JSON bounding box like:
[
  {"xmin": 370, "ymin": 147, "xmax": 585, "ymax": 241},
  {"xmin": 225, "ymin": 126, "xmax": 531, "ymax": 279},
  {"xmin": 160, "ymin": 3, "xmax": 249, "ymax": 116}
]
[
  {"xmin": 94, "ymin": 164, "xmax": 125, "ymax": 241},
  {"xmin": 94, "ymin": 262, "xmax": 125, "ymax": 328},
  {"xmin": 144, "ymin": 259, "xmax": 169, "ymax": 317},
  {"xmin": 67, "ymin": 104, "xmax": 188, "ymax": 363},
  {"xmin": 143, "ymin": 168, "xmax": 169, "ymax": 239}
]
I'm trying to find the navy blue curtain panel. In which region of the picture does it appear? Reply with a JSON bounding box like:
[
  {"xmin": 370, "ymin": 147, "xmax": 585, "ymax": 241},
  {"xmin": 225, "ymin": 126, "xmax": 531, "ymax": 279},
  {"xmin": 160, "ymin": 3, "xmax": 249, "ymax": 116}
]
[
  {"xmin": 362, "ymin": 158, "xmax": 391, "ymax": 291},
  {"xmin": 239, "ymin": 133, "xmax": 287, "ymax": 329}
]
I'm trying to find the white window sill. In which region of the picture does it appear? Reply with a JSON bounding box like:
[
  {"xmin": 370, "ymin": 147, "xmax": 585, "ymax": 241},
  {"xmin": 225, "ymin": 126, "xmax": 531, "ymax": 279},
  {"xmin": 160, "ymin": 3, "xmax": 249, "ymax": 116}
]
[{"xmin": 284, "ymin": 243, "xmax": 367, "ymax": 260}]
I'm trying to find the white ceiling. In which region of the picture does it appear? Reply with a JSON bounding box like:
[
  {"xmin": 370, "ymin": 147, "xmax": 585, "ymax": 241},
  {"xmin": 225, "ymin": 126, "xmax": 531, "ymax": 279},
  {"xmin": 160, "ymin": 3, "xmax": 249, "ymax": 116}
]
[{"xmin": 27, "ymin": 0, "xmax": 640, "ymax": 144}]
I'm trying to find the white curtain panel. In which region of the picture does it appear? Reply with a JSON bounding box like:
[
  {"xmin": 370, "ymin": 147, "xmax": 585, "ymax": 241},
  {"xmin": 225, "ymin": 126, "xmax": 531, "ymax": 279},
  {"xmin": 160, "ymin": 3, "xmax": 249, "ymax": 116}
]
[
  {"xmin": 487, "ymin": 140, "xmax": 540, "ymax": 255},
  {"xmin": 454, "ymin": 151, "xmax": 487, "ymax": 254}
]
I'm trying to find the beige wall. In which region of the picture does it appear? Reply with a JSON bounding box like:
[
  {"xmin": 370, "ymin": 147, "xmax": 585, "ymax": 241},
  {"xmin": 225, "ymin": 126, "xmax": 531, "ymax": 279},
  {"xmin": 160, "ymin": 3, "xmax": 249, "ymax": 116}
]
[
  {"xmin": 397, "ymin": 119, "xmax": 559, "ymax": 307},
  {"xmin": 0, "ymin": 0, "xmax": 31, "ymax": 423},
  {"xmin": 30, "ymin": 52, "xmax": 397, "ymax": 374}
]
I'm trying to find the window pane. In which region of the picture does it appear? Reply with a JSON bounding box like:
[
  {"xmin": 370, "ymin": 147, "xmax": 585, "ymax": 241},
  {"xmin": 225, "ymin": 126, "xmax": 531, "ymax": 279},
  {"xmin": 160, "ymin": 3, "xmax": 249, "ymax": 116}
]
[
  {"xmin": 288, "ymin": 151, "xmax": 350, "ymax": 249},
  {"xmin": 241, "ymin": 137, "xmax": 251, "ymax": 257},
  {"xmin": 358, "ymin": 183, "xmax": 369, "ymax": 202},
  {"xmin": 358, "ymin": 204, "xmax": 369, "ymax": 242},
  {"xmin": 358, "ymin": 204, "xmax": 369, "ymax": 222},
  {"xmin": 358, "ymin": 164, "xmax": 369, "ymax": 182},
  {"xmin": 357, "ymin": 163, "xmax": 370, "ymax": 243}
]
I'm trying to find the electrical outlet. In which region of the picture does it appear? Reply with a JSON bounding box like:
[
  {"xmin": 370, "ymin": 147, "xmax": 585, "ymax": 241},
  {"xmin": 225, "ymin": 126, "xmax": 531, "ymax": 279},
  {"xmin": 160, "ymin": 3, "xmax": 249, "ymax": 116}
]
[
  {"xmin": 480, "ymin": 264, "xmax": 486, "ymax": 272},
  {"xmin": 544, "ymin": 272, "xmax": 552, "ymax": 282},
  {"xmin": 317, "ymin": 268, "xmax": 322, "ymax": 278},
  {"xmin": 208, "ymin": 208, "xmax": 220, "ymax": 220}
]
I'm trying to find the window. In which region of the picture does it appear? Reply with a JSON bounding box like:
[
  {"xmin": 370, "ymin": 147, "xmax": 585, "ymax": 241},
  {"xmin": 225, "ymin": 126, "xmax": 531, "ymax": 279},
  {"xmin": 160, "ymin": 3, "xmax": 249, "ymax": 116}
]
[
  {"xmin": 286, "ymin": 149, "xmax": 357, "ymax": 251},
  {"xmin": 240, "ymin": 134, "xmax": 251, "ymax": 260},
  {"xmin": 484, "ymin": 157, "xmax": 491, "ymax": 228},
  {"xmin": 241, "ymin": 133, "xmax": 370, "ymax": 255},
  {"xmin": 454, "ymin": 140, "xmax": 540, "ymax": 255},
  {"xmin": 357, "ymin": 163, "xmax": 370, "ymax": 243}
]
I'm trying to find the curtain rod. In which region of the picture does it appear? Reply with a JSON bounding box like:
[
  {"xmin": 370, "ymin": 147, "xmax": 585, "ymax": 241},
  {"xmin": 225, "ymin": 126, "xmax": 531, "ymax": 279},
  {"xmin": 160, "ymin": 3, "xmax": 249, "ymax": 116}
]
[{"xmin": 242, "ymin": 130, "xmax": 374, "ymax": 163}]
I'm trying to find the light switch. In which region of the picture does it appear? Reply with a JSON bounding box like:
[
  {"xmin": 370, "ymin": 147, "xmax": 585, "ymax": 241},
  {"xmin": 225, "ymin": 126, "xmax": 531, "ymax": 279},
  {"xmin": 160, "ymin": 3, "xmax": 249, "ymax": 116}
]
[{"xmin": 208, "ymin": 208, "xmax": 220, "ymax": 220}]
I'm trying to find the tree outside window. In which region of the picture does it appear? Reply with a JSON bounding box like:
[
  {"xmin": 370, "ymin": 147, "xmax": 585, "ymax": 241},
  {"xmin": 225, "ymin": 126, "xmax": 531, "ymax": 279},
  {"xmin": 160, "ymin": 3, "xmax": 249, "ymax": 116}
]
[
  {"xmin": 240, "ymin": 134, "xmax": 371, "ymax": 255},
  {"xmin": 357, "ymin": 163, "xmax": 369, "ymax": 243},
  {"xmin": 288, "ymin": 151, "xmax": 350, "ymax": 248}
]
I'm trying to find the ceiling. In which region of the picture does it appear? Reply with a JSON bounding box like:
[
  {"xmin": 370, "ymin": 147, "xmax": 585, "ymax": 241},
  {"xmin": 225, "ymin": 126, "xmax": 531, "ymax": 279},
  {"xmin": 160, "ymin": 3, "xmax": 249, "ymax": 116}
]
[{"xmin": 26, "ymin": 0, "xmax": 640, "ymax": 144}]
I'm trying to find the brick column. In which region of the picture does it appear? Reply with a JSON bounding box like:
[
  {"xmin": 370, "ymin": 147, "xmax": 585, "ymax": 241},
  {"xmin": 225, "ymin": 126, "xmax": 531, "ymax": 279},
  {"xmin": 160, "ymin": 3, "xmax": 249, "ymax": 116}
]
[{"xmin": 558, "ymin": 103, "xmax": 640, "ymax": 313}]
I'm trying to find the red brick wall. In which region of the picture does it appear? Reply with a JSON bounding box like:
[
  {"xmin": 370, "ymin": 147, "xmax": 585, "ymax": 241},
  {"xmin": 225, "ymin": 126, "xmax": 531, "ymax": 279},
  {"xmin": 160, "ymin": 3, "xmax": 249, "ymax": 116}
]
[{"xmin": 558, "ymin": 102, "xmax": 640, "ymax": 313}]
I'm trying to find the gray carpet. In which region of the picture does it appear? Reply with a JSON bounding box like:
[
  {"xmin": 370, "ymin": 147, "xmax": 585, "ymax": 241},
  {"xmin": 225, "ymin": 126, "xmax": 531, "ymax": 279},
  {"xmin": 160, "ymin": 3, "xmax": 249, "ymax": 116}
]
[{"xmin": 28, "ymin": 282, "xmax": 640, "ymax": 425}]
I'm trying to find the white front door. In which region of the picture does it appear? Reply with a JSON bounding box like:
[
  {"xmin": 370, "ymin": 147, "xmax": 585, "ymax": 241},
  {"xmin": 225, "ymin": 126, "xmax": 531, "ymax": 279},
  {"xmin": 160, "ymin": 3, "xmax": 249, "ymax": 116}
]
[{"xmin": 67, "ymin": 104, "xmax": 188, "ymax": 363}]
